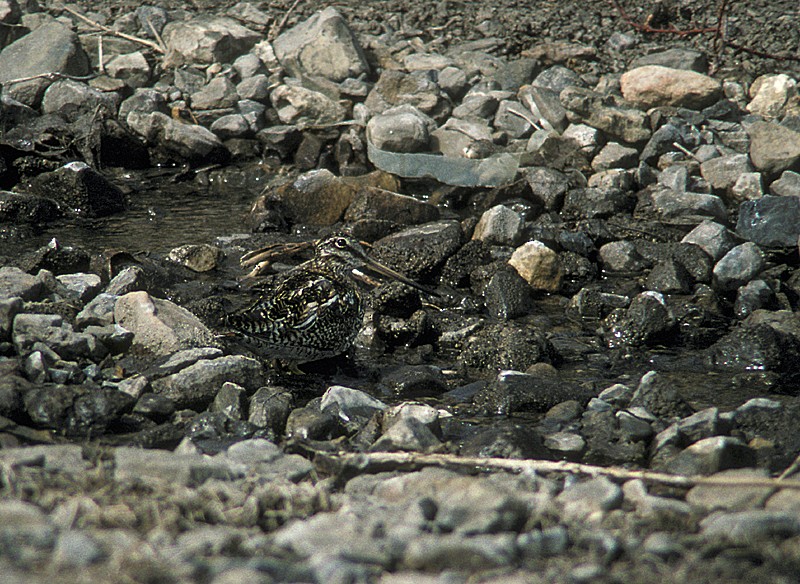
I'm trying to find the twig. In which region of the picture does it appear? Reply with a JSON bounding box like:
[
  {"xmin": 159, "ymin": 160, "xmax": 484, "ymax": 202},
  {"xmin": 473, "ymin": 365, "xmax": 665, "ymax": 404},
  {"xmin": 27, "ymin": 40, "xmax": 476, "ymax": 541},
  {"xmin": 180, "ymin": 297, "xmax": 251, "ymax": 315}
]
[
  {"xmin": 59, "ymin": 4, "xmax": 165, "ymax": 54},
  {"xmin": 316, "ymin": 450, "xmax": 800, "ymax": 491},
  {"xmin": 98, "ymin": 34, "xmax": 105, "ymax": 74},
  {"xmin": 2, "ymin": 71, "xmax": 96, "ymax": 86},
  {"xmin": 270, "ymin": 0, "xmax": 304, "ymax": 41},
  {"xmin": 672, "ymin": 141, "xmax": 700, "ymax": 161},
  {"xmin": 609, "ymin": 0, "xmax": 719, "ymax": 36},
  {"xmin": 141, "ymin": 15, "xmax": 167, "ymax": 53}
]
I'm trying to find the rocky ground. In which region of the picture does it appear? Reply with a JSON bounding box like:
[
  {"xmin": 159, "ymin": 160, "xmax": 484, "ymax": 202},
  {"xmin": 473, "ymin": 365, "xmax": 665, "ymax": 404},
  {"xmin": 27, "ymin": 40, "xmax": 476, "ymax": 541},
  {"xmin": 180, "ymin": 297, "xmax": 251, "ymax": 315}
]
[{"xmin": 3, "ymin": 0, "xmax": 800, "ymax": 582}]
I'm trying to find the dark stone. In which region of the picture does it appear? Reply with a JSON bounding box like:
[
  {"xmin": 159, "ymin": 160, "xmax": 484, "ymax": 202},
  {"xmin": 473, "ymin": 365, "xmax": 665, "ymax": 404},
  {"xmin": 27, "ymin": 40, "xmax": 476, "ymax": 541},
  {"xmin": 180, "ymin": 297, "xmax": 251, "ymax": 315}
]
[
  {"xmin": 461, "ymin": 324, "xmax": 556, "ymax": 371},
  {"xmin": 561, "ymin": 187, "xmax": 636, "ymax": 220},
  {"xmin": 630, "ymin": 371, "xmax": 693, "ymax": 418},
  {"xmin": 646, "ymin": 259, "xmax": 693, "ymax": 294},
  {"xmin": 602, "ymin": 291, "xmax": 678, "ymax": 348},
  {"xmin": 285, "ymin": 397, "xmax": 342, "ymax": 441},
  {"xmin": 734, "ymin": 280, "xmax": 776, "ymax": 319},
  {"xmin": 736, "ymin": 196, "xmax": 800, "ymax": 247},
  {"xmin": 460, "ymin": 424, "xmax": 552, "ymax": 459},
  {"xmin": 671, "ymin": 242, "xmax": 713, "ymax": 284},
  {"xmin": 133, "ymin": 393, "xmax": 176, "ymax": 422},
  {"xmin": 372, "ymin": 220, "xmax": 464, "ymax": 283},
  {"xmin": 26, "ymin": 162, "xmax": 126, "ymax": 218},
  {"xmin": 23, "ymin": 385, "xmax": 77, "ymax": 429},
  {"xmin": 473, "ymin": 372, "xmax": 593, "ymax": 415},
  {"xmin": 439, "ymin": 239, "xmax": 492, "ymax": 288},
  {"xmin": 248, "ymin": 385, "xmax": 293, "ymax": 437},
  {"xmin": 581, "ymin": 409, "xmax": 647, "ymax": 465},
  {"xmin": 371, "ymin": 281, "xmax": 423, "ymax": 318},
  {"xmin": 376, "ymin": 309, "xmax": 433, "ymax": 349},
  {"xmin": 0, "ymin": 191, "xmax": 62, "ymax": 224},
  {"xmin": 482, "ymin": 268, "xmax": 534, "ymax": 320},
  {"xmin": 523, "ymin": 166, "xmax": 571, "ymax": 211},
  {"xmin": 378, "ymin": 365, "xmax": 448, "ymax": 398},
  {"xmin": 16, "ymin": 239, "xmax": 91, "ymax": 276},
  {"xmin": 69, "ymin": 388, "xmax": 136, "ymax": 435}
]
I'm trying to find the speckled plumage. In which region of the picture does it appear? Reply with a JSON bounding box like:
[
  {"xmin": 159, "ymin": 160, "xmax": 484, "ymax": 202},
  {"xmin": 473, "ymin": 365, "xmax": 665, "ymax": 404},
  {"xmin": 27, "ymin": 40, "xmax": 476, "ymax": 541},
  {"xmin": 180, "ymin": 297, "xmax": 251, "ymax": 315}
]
[{"xmin": 225, "ymin": 235, "xmax": 432, "ymax": 365}]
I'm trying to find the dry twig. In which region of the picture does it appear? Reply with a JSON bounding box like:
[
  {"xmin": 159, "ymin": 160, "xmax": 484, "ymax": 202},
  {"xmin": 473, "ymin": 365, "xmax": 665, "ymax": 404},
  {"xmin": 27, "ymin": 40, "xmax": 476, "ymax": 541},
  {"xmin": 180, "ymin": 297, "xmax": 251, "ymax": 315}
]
[
  {"xmin": 270, "ymin": 0, "xmax": 304, "ymax": 41},
  {"xmin": 59, "ymin": 4, "xmax": 165, "ymax": 54},
  {"xmin": 316, "ymin": 450, "xmax": 800, "ymax": 491}
]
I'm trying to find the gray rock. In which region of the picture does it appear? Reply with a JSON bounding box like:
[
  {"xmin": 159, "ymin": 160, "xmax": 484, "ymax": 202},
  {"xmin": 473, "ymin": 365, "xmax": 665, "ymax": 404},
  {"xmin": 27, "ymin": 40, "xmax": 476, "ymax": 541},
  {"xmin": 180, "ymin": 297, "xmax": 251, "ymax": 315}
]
[
  {"xmin": 55, "ymin": 273, "xmax": 102, "ymax": 302},
  {"xmin": 642, "ymin": 188, "xmax": 728, "ymax": 224},
  {"xmin": 474, "ymin": 370, "xmax": 589, "ymax": 416},
  {"xmin": 372, "ymin": 220, "xmax": 463, "ymax": 281},
  {"xmin": 273, "ymin": 7, "xmax": 368, "ymax": 82},
  {"xmin": 700, "ymin": 510, "xmax": 800, "ymax": 544},
  {"xmin": 557, "ymin": 476, "xmax": 623, "ymax": 519},
  {"xmin": 84, "ymin": 324, "xmax": 133, "ymax": 355},
  {"xmin": 41, "ymin": 79, "xmax": 119, "ymax": 116},
  {"xmin": 602, "ymin": 289, "xmax": 675, "ymax": 349},
  {"xmin": 630, "ymin": 48, "xmax": 708, "ymax": 72},
  {"xmin": 126, "ymin": 111, "xmax": 229, "ymax": 164},
  {"xmin": 616, "ymin": 410, "xmax": 654, "ymax": 442},
  {"xmin": 370, "ymin": 416, "xmax": 442, "ymax": 452},
  {"xmin": 0, "ymin": 296, "xmax": 22, "ymax": 342},
  {"xmin": 736, "ymin": 195, "xmax": 800, "ymax": 247},
  {"xmin": 321, "ymin": 385, "xmax": 386, "ymax": 427},
  {"xmin": 379, "ymin": 365, "xmax": 448, "ymax": 398},
  {"xmin": 645, "ymin": 259, "xmax": 693, "ymax": 294},
  {"xmin": 686, "ymin": 468, "xmax": 774, "ymax": 511},
  {"xmin": 209, "ymin": 113, "xmax": 249, "ymax": 139},
  {"xmin": 248, "ymin": 385, "xmax": 292, "ymax": 436},
  {"xmin": 270, "ymin": 83, "xmax": 347, "ymax": 125},
  {"xmin": 682, "ymin": 220, "xmax": 740, "ymax": 262},
  {"xmin": 713, "ymin": 242, "xmax": 764, "ymax": 292},
  {"xmin": 533, "ymin": 64, "xmax": 585, "ymax": 94},
  {"xmin": 523, "ymin": 166, "xmax": 571, "ymax": 210},
  {"xmin": 700, "ymin": 153, "xmax": 753, "ymax": 193},
  {"xmin": 113, "ymin": 446, "xmax": 242, "ymax": 486},
  {"xmin": 630, "ymin": 370, "xmax": 692, "ymax": 419},
  {"xmin": 210, "ymin": 381, "xmax": 247, "ymax": 421},
  {"xmin": 104, "ymin": 51, "xmax": 151, "ymax": 88},
  {"xmin": 543, "ymin": 431, "xmax": 585, "ymax": 459},
  {"xmin": 735, "ymin": 279, "xmax": 776, "ymax": 318},
  {"xmin": 562, "ymin": 186, "xmax": 635, "ymax": 219},
  {"xmin": 770, "ymin": 170, "xmax": 800, "ymax": 197},
  {"xmin": 659, "ymin": 164, "xmax": 690, "ymax": 191},
  {"xmin": 431, "ymin": 117, "xmax": 494, "ymax": 158},
  {"xmin": 403, "ymin": 533, "xmax": 517, "ymax": 571},
  {"xmin": 0, "ymin": 267, "xmax": 43, "ymax": 301},
  {"xmin": 236, "ymin": 73, "xmax": 270, "ymax": 101},
  {"xmin": 343, "ymin": 186, "xmax": 440, "ymax": 226},
  {"xmin": 0, "ymin": 21, "xmax": 89, "ymax": 107},
  {"xmin": 52, "ymin": 530, "xmax": 104, "ymax": 567},
  {"xmin": 584, "ymin": 104, "xmax": 651, "ymax": 144},
  {"xmin": 519, "ymin": 85, "xmax": 568, "ymax": 133},
  {"xmin": 747, "ymin": 73, "xmax": 796, "ymax": 118},
  {"xmin": 591, "ymin": 142, "xmax": 638, "ymax": 171},
  {"xmin": 623, "ymin": 479, "xmax": 693, "ymax": 517},
  {"xmin": 12, "ymin": 313, "xmax": 101, "ymax": 360},
  {"xmin": 493, "ymin": 100, "xmax": 535, "ymax": 138},
  {"xmin": 285, "ymin": 398, "xmax": 339, "ymax": 441},
  {"xmin": 365, "ymin": 69, "xmax": 450, "ymax": 120},
  {"xmin": 0, "ymin": 191, "xmax": 62, "ymax": 224},
  {"xmin": 563, "ymin": 123, "xmax": 604, "ymax": 157},
  {"xmin": 483, "ymin": 267, "xmax": 534, "ymax": 320},
  {"xmin": 162, "ymin": 16, "xmax": 261, "ymax": 66},
  {"xmin": 597, "ymin": 383, "xmax": 634, "ymax": 408},
  {"xmin": 438, "ymin": 66, "xmax": 468, "ymax": 99},
  {"xmin": 118, "ymin": 88, "xmax": 169, "ymax": 123},
  {"xmin": 472, "ymin": 204, "xmax": 525, "ymax": 246},
  {"xmin": 599, "ymin": 240, "xmax": 650, "ymax": 272},
  {"xmin": 151, "ymin": 355, "xmax": 264, "ymax": 410},
  {"xmin": 667, "ymin": 436, "xmax": 756, "ymax": 475},
  {"xmin": 747, "ymin": 121, "xmax": 800, "ymax": 177},
  {"xmin": 191, "ymin": 76, "xmax": 239, "ymax": 110},
  {"xmin": 452, "ymin": 93, "xmax": 499, "ymax": 119},
  {"xmin": 366, "ymin": 105, "xmax": 434, "ymax": 153},
  {"xmin": 114, "ymin": 291, "xmax": 215, "ymax": 356}
]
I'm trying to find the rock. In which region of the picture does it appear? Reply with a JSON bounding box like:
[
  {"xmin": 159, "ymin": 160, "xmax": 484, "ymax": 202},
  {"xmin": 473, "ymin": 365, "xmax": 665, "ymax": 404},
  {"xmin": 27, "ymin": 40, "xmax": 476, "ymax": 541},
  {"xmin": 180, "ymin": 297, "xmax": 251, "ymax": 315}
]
[
  {"xmin": 191, "ymin": 76, "xmax": 239, "ymax": 110},
  {"xmin": 273, "ymin": 7, "xmax": 368, "ymax": 82},
  {"xmin": 700, "ymin": 154, "xmax": 753, "ymax": 194},
  {"xmin": 533, "ymin": 64, "xmax": 584, "ymax": 94},
  {"xmin": 736, "ymin": 195, "xmax": 800, "ymax": 247},
  {"xmin": 519, "ymin": 85, "xmax": 568, "ymax": 133},
  {"xmin": 41, "ymin": 79, "xmax": 119, "ymax": 117},
  {"xmin": 366, "ymin": 105, "xmax": 434, "ymax": 153},
  {"xmin": 247, "ymin": 385, "xmax": 292, "ymax": 436},
  {"xmin": 343, "ymin": 186, "xmax": 439, "ymax": 227},
  {"xmin": 162, "ymin": 16, "xmax": 261, "ymax": 67},
  {"xmin": 461, "ymin": 325, "xmax": 555, "ymax": 372},
  {"xmin": 598, "ymin": 240, "xmax": 650, "ymax": 272},
  {"xmin": 365, "ymin": 69, "xmax": 450, "ymax": 120},
  {"xmin": 482, "ymin": 267, "xmax": 534, "ymax": 320},
  {"xmin": 26, "ymin": 162, "xmax": 125, "ymax": 218},
  {"xmin": 621, "ymin": 65, "xmax": 722, "ymax": 110},
  {"xmin": 258, "ymin": 169, "xmax": 358, "ymax": 226},
  {"xmin": 379, "ymin": 365, "xmax": 448, "ymax": 398},
  {"xmin": 563, "ymin": 123, "xmax": 604, "ymax": 157},
  {"xmin": 712, "ymin": 242, "xmax": 764, "ymax": 292},
  {"xmin": 508, "ymin": 240, "xmax": 563, "ymax": 292},
  {"xmin": 285, "ymin": 398, "xmax": 340, "ymax": 441},
  {"xmin": 584, "ymin": 105, "xmax": 651, "ymax": 144},
  {"xmin": 403, "ymin": 533, "xmax": 517, "ymax": 572},
  {"xmin": 370, "ymin": 416, "xmax": 442, "ymax": 452},
  {"xmin": 114, "ymin": 291, "xmax": 215, "ymax": 356},
  {"xmin": 114, "ymin": 446, "xmax": 241, "ymax": 486},
  {"xmin": 151, "ymin": 354, "xmax": 264, "ymax": 410},
  {"xmin": 55, "ymin": 273, "xmax": 102, "ymax": 302},
  {"xmin": 591, "ymin": 142, "xmax": 638, "ymax": 171},
  {"xmin": 641, "ymin": 188, "xmax": 728, "ymax": 224},
  {"xmin": 666, "ymin": 436, "xmax": 756, "ymax": 475},
  {"xmin": 747, "ymin": 121, "xmax": 800, "ymax": 177},
  {"xmin": 270, "ymin": 83, "xmax": 347, "ymax": 126},
  {"xmin": 166, "ymin": 244, "xmax": 224, "ymax": 272},
  {"xmin": 562, "ymin": 187, "xmax": 635, "ymax": 219},
  {"xmin": 472, "ymin": 204, "xmax": 524, "ymax": 246},
  {"xmin": 630, "ymin": 370, "xmax": 692, "ymax": 419},
  {"xmin": 431, "ymin": 117, "xmax": 494, "ymax": 157},
  {"xmin": 682, "ymin": 220, "xmax": 741, "ymax": 262},
  {"xmin": 700, "ymin": 510, "xmax": 800, "ymax": 544},
  {"xmin": 493, "ymin": 100, "xmax": 534, "ymax": 139},
  {"xmin": 126, "ymin": 111, "xmax": 229, "ymax": 164},
  {"xmin": 543, "ymin": 431, "xmax": 585, "ymax": 460},
  {"xmin": 0, "ymin": 191, "xmax": 62, "ymax": 224},
  {"xmin": 686, "ymin": 468, "xmax": 774, "ymax": 511},
  {"xmin": 557, "ymin": 476, "xmax": 623, "ymax": 519},
  {"xmin": 747, "ymin": 74, "xmax": 796, "ymax": 118},
  {"xmin": 629, "ymin": 48, "xmax": 708, "ymax": 72},
  {"xmin": 473, "ymin": 370, "xmax": 589, "ymax": 415},
  {"xmin": 105, "ymin": 51, "xmax": 151, "ymax": 88},
  {"xmin": 735, "ymin": 279, "xmax": 776, "ymax": 318},
  {"xmin": 12, "ymin": 313, "xmax": 102, "ymax": 360},
  {"xmin": 372, "ymin": 220, "xmax": 463, "ymax": 282},
  {"xmin": 523, "ymin": 166, "xmax": 571, "ymax": 210},
  {"xmin": 645, "ymin": 259, "xmax": 693, "ymax": 294},
  {"xmin": 320, "ymin": 385, "xmax": 385, "ymax": 429},
  {"xmin": 0, "ymin": 21, "xmax": 89, "ymax": 107},
  {"xmin": 209, "ymin": 381, "xmax": 247, "ymax": 421},
  {"xmin": 603, "ymin": 291, "xmax": 678, "ymax": 348},
  {"xmin": 0, "ymin": 267, "xmax": 43, "ymax": 301}
]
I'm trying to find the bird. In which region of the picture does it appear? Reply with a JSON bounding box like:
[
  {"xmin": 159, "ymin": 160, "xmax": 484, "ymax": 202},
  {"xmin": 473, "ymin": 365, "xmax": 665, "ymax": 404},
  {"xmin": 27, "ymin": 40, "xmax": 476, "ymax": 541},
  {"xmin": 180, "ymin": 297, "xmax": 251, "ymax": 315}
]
[{"xmin": 223, "ymin": 234, "xmax": 436, "ymax": 370}]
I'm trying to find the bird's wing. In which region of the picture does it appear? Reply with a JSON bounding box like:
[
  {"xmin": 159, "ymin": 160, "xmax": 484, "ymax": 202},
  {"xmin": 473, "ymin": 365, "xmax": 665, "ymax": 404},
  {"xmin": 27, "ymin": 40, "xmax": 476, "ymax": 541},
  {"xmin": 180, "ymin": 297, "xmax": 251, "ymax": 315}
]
[{"xmin": 258, "ymin": 274, "xmax": 341, "ymax": 331}]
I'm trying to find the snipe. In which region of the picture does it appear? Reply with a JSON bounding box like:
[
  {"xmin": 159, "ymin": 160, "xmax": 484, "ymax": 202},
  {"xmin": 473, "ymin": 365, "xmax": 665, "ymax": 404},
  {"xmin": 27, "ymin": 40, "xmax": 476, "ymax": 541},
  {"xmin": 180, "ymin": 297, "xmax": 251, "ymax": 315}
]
[{"xmin": 224, "ymin": 234, "xmax": 435, "ymax": 369}]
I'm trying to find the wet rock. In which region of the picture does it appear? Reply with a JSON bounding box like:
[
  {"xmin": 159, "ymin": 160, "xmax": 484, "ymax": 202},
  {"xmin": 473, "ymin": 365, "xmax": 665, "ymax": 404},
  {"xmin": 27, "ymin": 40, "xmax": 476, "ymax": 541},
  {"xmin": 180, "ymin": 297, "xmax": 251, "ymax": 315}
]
[
  {"xmin": 0, "ymin": 191, "xmax": 62, "ymax": 224},
  {"xmin": 603, "ymin": 291, "xmax": 677, "ymax": 348},
  {"xmin": 621, "ymin": 65, "xmax": 722, "ymax": 110},
  {"xmin": 509, "ymin": 240, "xmax": 563, "ymax": 293},
  {"xmin": 0, "ymin": 21, "xmax": 89, "ymax": 107},
  {"xmin": 114, "ymin": 291, "xmax": 215, "ymax": 356},
  {"xmin": 645, "ymin": 259, "xmax": 693, "ymax": 293},
  {"xmin": 55, "ymin": 273, "xmax": 101, "ymax": 303},
  {"xmin": 630, "ymin": 371, "xmax": 692, "ymax": 419},
  {"xmin": 747, "ymin": 73, "xmax": 796, "ymax": 118},
  {"xmin": 665, "ymin": 436, "xmax": 756, "ymax": 475},
  {"xmin": 736, "ymin": 195, "xmax": 800, "ymax": 247},
  {"xmin": 366, "ymin": 105, "xmax": 433, "ymax": 153},
  {"xmin": 273, "ymin": 7, "xmax": 368, "ymax": 82},
  {"xmin": 591, "ymin": 142, "xmax": 638, "ymax": 171},
  {"xmin": 557, "ymin": 476, "xmax": 622, "ymax": 520},
  {"xmin": 378, "ymin": 365, "xmax": 447, "ymax": 399},
  {"xmin": 473, "ymin": 370, "xmax": 588, "ymax": 415},
  {"xmin": 461, "ymin": 324, "xmax": 555, "ymax": 372},
  {"xmin": 151, "ymin": 354, "xmax": 264, "ymax": 411},
  {"xmin": 162, "ymin": 16, "xmax": 261, "ymax": 67},
  {"xmin": 735, "ymin": 279, "xmax": 776, "ymax": 318},
  {"xmin": 712, "ymin": 242, "xmax": 764, "ymax": 292},
  {"xmin": 700, "ymin": 510, "xmax": 800, "ymax": 544},
  {"xmin": 26, "ymin": 162, "xmax": 125, "ymax": 218},
  {"xmin": 246, "ymin": 385, "xmax": 292, "ymax": 437},
  {"xmin": 166, "ymin": 244, "xmax": 224, "ymax": 273},
  {"xmin": 126, "ymin": 111, "xmax": 229, "ymax": 164},
  {"xmin": 482, "ymin": 267, "xmax": 534, "ymax": 320},
  {"xmin": 343, "ymin": 186, "xmax": 439, "ymax": 227},
  {"xmin": 439, "ymin": 239, "xmax": 492, "ymax": 288},
  {"xmin": 598, "ymin": 240, "xmax": 650, "ymax": 272},
  {"xmin": 682, "ymin": 220, "xmax": 741, "ymax": 262},
  {"xmin": 321, "ymin": 385, "xmax": 385, "ymax": 429},
  {"xmin": 581, "ymin": 409, "xmax": 647, "ymax": 465},
  {"xmin": 523, "ymin": 166, "xmax": 571, "ymax": 210},
  {"xmin": 747, "ymin": 121, "xmax": 800, "ymax": 177},
  {"xmin": 371, "ymin": 416, "xmax": 442, "ymax": 452},
  {"xmin": 372, "ymin": 220, "xmax": 463, "ymax": 282},
  {"xmin": 562, "ymin": 187, "xmax": 635, "ymax": 220}
]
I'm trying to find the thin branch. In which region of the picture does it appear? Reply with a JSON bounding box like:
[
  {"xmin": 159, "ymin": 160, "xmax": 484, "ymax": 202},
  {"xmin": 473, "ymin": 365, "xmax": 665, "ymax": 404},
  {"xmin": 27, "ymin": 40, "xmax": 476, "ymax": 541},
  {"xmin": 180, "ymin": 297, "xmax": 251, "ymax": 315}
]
[
  {"xmin": 316, "ymin": 450, "xmax": 800, "ymax": 491},
  {"xmin": 59, "ymin": 4, "xmax": 165, "ymax": 54},
  {"xmin": 270, "ymin": 0, "xmax": 304, "ymax": 41},
  {"xmin": 2, "ymin": 71, "xmax": 96, "ymax": 86}
]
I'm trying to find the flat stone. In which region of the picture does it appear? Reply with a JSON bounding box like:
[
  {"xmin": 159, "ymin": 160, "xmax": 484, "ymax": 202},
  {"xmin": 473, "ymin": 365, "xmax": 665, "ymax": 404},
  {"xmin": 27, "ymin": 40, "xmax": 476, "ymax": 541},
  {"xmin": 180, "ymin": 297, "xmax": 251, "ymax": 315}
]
[
  {"xmin": 747, "ymin": 121, "xmax": 800, "ymax": 177},
  {"xmin": 621, "ymin": 65, "xmax": 722, "ymax": 110},
  {"xmin": 682, "ymin": 220, "xmax": 740, "ymax": 261},
  {"xmin": 113, "ymin": 446, "xmax": 243, "ymax": 486},
  {"xmin": 736, "ymin": 195, "xmax": 800, "ymax": 247},
  {"xmin": 162, "ymin": 16, "xmax": 261, "ymax": 67}
]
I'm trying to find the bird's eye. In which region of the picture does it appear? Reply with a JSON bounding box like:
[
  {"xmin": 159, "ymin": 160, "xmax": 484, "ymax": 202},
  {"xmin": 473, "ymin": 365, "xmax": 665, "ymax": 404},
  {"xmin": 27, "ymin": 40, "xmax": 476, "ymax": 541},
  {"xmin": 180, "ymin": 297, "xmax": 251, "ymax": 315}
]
[{"xmin": 334, "ymin": 237, "xmax": 347, "ymax": 248}]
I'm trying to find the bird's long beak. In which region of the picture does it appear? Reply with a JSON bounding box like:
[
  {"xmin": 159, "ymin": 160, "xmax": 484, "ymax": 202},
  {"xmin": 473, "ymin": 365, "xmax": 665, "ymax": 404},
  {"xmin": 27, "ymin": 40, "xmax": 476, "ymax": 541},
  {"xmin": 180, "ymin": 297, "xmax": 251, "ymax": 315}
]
[{"xmin": 357, "ymin": 256, "xmax": 439, "ymax": 297}]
